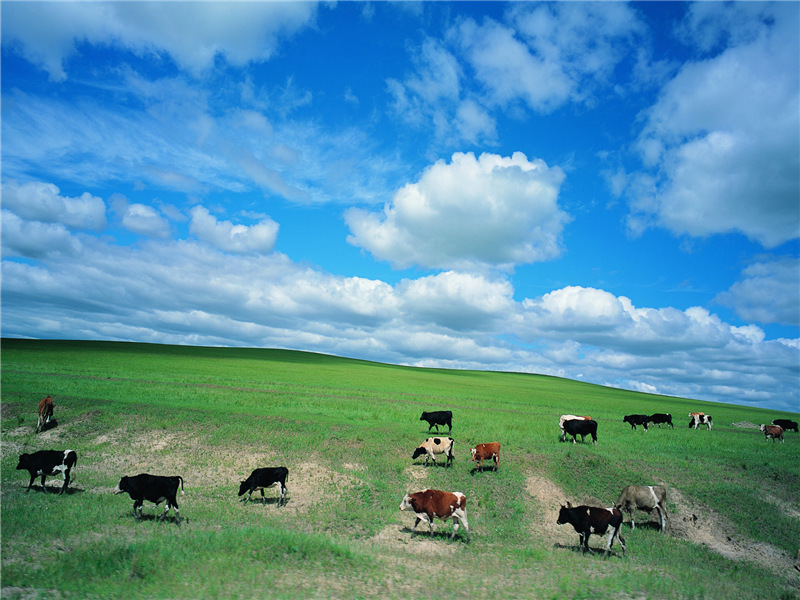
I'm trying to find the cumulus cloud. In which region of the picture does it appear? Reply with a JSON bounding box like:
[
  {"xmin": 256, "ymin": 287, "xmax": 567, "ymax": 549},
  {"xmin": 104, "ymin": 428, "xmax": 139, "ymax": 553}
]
[
  {"xmin": 716, "ymin": 257, "xmax": 800, "ymax": 327},
  {"xmin": 189, "ymin": 206, "xmax": 279, "ymax": 254},
  {"xmin": 1, "ymin": 210, "xmax": 81, "ymax": 259},
  {"xmin": 1, "ymin": 2, "xmax": 318, "ymax": 80},
  {"xmin": 345, "ymin": 151, "xmax": 568, "ymax": 270},
  {"xmin": 2, "ymin": 180, "xmax": 106, "ymax": 231},
  {"xmin": 627, "ymin": 3, "xmax": 799, "ymax": 247}
]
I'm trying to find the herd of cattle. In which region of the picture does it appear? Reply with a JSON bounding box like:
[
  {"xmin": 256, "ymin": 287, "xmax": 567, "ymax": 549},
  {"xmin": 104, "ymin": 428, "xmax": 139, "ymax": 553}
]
[{"xmin": 15, "ymin": 399, "xmax": 798, "ymax": 554}]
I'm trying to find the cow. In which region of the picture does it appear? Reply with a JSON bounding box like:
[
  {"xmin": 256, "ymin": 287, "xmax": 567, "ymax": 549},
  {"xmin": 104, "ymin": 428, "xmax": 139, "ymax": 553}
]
[
  {"xmin": 557, "ymin": 502, "xmax": 626, "ymax": 556},
  {"xmin": 615, "ymin": 485, "xmax": 667, "ymax": 531},
  {"xmin": 688, "ymin": 412, "xmax": 712, "ymax": 430},
  {"xmin": 399, "ymin": 488, "xmax": 470, "ymax": 542},
  {"xmin": 623, "ymin": 414, "xmax": 650, "ymax": 431},
  {"xmin": 471, "ymin": 442, "xmax": 500, "ymax": 472},
  {"xmin": 558, "ymin": 415, "xmax": 591, "ymax": 442},
  {"xmin": 114, "ymin": 473, "xmax": 184, "ymax": 524},
  {"xmin": 562, "ymin": 418, "xmax": 598, "ymax": 445},
  {"xmin": 772, "ymin": 419, "xmax": 798, "ymax": 433},
  {"xmin": 36, "ymin": 396, "xmax": 55, "ymax": 433},
  {"xmin": 412, "ymin": 437, "xmax": 454, "ymax": 467},
  {"xmin": 648, "ymin": 413, "xmax": 673, "ymax": 429},
  {"xmin": 238, "ymin": 467, "xmax": 288, "ymax": 505},
  {"xmin": 760, "ymin": 424, "xmax": 785, "ymax": 443},
  {"xmin": 420, "ymin": 410, "xmax": 452, "ymax": 433},
  {"xmin": 16, "ymin": 449, "xmax": 77, "ymax": 494}
]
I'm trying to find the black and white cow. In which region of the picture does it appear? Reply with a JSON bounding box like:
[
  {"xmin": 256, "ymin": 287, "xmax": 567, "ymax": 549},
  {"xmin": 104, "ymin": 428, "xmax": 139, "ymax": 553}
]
[
  {"xmin": 114, "ymin": 473, "xmax": 184, "ymax": 524},
  {"xmin": 772, "ymin": 419, "xmax": 798, "ymax": 433},
  {"xmin": 16, "ymin": 449, "xmax": 77, "ymax": 494},
  {"xmin": 562, "ymin": 419, "xmax": 598, "ymax": 445},
  {"xmin": 420, "ymin": 410, "xmax": 452, "ymax": 433},
  {"xmin": 623, "ymin": 414, "xmax": 650, "ymax": 431},
  {"xmin": 238, "ymin": 467, "xmax": 289, "ymax": 505},
  {"xmin": 648, "ymin": 413, "xmax": 673, "ymax": 429},
  {"xmin": 688, "ymin": 412, "xmax": 713, "ymax": 430},
  {"xmin": 557, "ymin": 502, "xmax": 626, "ymax": 556},
  {"xmin": 412, "ymin": 437, "xmax": 454, "ymax": 467}
]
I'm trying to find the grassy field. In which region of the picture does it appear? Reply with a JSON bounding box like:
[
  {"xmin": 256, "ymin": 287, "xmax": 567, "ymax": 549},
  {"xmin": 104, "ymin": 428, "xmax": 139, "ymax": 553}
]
[{"xmin": 2, "ymin": 338, "xmax": 799, "ymax": 599}]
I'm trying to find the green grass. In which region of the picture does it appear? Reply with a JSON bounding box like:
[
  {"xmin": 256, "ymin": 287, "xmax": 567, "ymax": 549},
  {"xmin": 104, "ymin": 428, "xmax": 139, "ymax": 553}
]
[{"xmin": 2, "ymin": 338, "xmax": 799, "ymax": 599}]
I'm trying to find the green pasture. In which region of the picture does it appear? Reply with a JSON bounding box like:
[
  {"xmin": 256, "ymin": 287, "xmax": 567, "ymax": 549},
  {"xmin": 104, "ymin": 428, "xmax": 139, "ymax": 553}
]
[{"xmin": 2, "ymin": 338, "xmax": 798, "ymax": 599}]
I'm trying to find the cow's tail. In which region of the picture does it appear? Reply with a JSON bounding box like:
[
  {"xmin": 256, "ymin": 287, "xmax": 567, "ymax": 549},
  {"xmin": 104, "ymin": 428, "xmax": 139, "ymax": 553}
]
[
  {"xmin": 178, "ymin": 476, "xmax": 185, "ymax": 495},
  {"xmin": 448, "ymin": 438, "xmax": 455, "ymax": 462}
]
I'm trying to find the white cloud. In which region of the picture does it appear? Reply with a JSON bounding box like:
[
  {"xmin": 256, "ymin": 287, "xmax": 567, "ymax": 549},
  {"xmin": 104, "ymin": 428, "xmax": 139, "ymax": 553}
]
[
  {"xmin": 1, "ymin": 2, "xmax": 319, "ymax": 80},
  {"xmin": 345, "ymin": 151, "xmax": 568, "ymax": 270},
  {"xmin": 716, "ymin": 257, "xmax": 800, "ymax": 327},
  {"xmin": 1, "ymin": 210, "xmax": 82, "ymax": 259},
  {"xmin": 627, "ymin": 3, "xmax": 799, "ymax": 247},
  {"xmin": 2, "ymin": 180, "xmax": 106, "ymax": 231},
  {"xmin": 189, "ymin": 206, "xmax": 279, "ymax": 254},
  {"xmin": 122, "ymin": 204, "xmax": 171, "ymax": 239}
]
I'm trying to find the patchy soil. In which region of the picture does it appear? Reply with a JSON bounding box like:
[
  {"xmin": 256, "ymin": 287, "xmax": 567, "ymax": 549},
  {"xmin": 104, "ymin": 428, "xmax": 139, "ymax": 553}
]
[{"xmin": 669, "ymin": 487, "xmax": 797, "ymax": 577}]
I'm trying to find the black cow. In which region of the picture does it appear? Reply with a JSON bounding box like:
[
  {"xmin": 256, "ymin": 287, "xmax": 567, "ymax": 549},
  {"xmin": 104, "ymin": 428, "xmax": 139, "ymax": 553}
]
[
  {"xmin": 238, "ymin": 467, "xmax": 288, "ymax": 505},
  {"xmin": 772, "ymin": 419, "xmax": 799, "ymax": 433},
  {"xmin": 420, "ymin": 410, "xmax": 452, "ymax": 433},
  {"xmin": 557, "ymin": 502, "xmax": 626, "ymax": 556},
  {"xmin": 562, "ymin": 419, "xmax": 598, "ymax": 445},
  {"xmin": 16, "ymin": 449, "xmax": 77, "ymax": 494},
  {"xmin": 623, "ymin": 415, "xmax": 650, "ymax": 431},
  {"xmin": 648, "ymin": 413, "xmax": 673, "ymax": 429},
  {"xmin": 114, "ymin": 473, "xmax": 184, "ymax": 524}
]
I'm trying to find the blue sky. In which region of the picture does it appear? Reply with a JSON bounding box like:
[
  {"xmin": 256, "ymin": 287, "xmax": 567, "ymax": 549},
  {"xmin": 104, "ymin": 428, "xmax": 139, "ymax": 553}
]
[{"xmin": 2, "ymin": 1, "xmax": 798, "ymax": 412}]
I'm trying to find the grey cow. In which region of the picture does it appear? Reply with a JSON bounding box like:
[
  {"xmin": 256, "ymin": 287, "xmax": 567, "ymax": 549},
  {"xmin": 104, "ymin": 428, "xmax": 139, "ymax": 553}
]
[{"xmin": 615, "ymin": 485, "xmax": 667, "ymax": 532}]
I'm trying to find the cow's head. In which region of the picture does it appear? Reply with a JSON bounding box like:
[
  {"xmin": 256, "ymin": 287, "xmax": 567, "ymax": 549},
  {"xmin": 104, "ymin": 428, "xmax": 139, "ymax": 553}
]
[
  {"xmin": 399, "ymin": 494, "xmax": 414, "ymax": 512},
  {"xmin": 556, "ymin": 503, "xmax": 572, "ymax": 524},
  {"xmin": 470, "ymin": 448, "xmax": 477, "ymax": 460},
  {"xmin": 113, "ymin": 476, "xmax": 128, "ymax": 494},
  {"xmin": 411, "ymin": 447, "xmax": 426, "ymax": 460},
  {"xmin": 237, "ymin": 480, "xmax": 250, "ymax": 496},
  {"xmin": 419, "ymin": 412, "xmax": 428, "ymax": 421},
  {"xmin": 16, "ymin": 453, "xmax": 30, "ymax": 470}
]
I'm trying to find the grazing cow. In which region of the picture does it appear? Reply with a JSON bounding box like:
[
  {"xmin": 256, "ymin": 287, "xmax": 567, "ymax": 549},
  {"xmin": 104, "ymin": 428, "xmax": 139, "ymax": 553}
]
[
  {"xmin": 615, "ymin": 485, "xmax": 667, "ymax": 531},
  {"xmin": 760, "ymin": 424, "xmax": 785, "ymax": 443},
  {"xmin": 648, "ymin": 413, "xmax": 673, "ymax": 429},
  {"xmin": 420, "ymin": 410, "xmax": 452, "ymax": 433},
  {"xmin": 563, "ymin": 418, "xmax": 598, "ymax": 445},
  {"xmin": 16, "ymin": 449, "xmax": 77, "ymax": 494},
  {"xmin": 623, "ymin": 414, "xmax": 650, "ymax": 431},
  {"xmin": 239, "ymin": 467, "xmax": 289, "ymax": 505},
  {"xmin": 36, "ymin": 396, "xmax": 54, "ymax": 433},
  {"xmin": 399, "ymin": 488, "xmax": 469, "ymax": 542},
  {"xmin": 557, "ymin": 502, "xmax": 626, "ymax": 556},
  {"xmin": 772, "ymin": 419, "xmax": 798, "ymax": 433},
  {"xmin": 412, "ymin": 437, "xmax": 454, "ymax": 467},
  {"xmin": 688, "ymin": 412, "xmax": 713, "ymax": 430},
  {"xmin": 114, "ymin": 473, "xmax": 184, "ymax": 524},
  {"xmin": 558, "ymin": 415, "xmax": 591, "ymax": 442},
  {"xmin": 471, "ymin": 442, "xmax": 500, "ymax": 471}
]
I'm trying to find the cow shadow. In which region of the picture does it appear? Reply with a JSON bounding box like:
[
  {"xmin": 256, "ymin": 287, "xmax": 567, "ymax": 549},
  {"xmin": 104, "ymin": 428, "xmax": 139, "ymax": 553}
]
[
  {"xmin": 412, "ymin": 461, "xmax": 452, "ymax": 469},
  {"xmin": 399, "ymin": 526, "xmax": 467, "ymax": 542},
  {"xmin": 23, "ymin": 484, "xmax": 83, "ymax": 495},
  {"xmin": 37, "ymin": 419, "xmax": 59, "ymax": 433},
  {"xmin": 241, "ymin": 496, "xmax": 288, "ymax": 507},
  {"xmin": 469, "ymin": 465, "xmax": 498, "ymax": 475},
  {"xmin": 124, "ymin": 512, "xmax": 185, "ymax": 525},
  {"xmin": 626, "ymin": 521, "xmax": 663, "ymax": 532},
  {"xmin": 553, "ymin": 542, "xmax": 624, "ymax": 558}
]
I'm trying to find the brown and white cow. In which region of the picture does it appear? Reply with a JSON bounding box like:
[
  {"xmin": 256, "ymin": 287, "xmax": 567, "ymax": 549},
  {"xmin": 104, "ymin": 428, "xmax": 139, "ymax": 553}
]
[
  {"xmin": 688, "ymin": 412, "xmax": 712, "ymax": 430},
  {"xmin": 471, "ymin": 442, "xmax": 500, "ymax": 471},
  {"xmin": 558, "ymin": 414, "xmax": 591, "ymax": 442},
  {"xmin": 399, "ymin": 488, "xmax": 470, "ymax": 541},
  {"xmin": 36, "ymin": 396, "xmax": 54, "ymax": 434},
  {"xmin": 760, "ymin": 424, "xmax": 784, "ymax": 443},
  {"xmin": 615, "ymin": 485, "xmax": 667, "ymax": 531},
  {"xmin": 411, "ymin": 437, "xmax": 454, "ymax": 467}
]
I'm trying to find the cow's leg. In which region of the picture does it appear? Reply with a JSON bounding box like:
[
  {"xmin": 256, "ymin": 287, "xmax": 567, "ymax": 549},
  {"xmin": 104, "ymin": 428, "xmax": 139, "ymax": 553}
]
[
  {"xmin": 656, "ymin": 506, "xmax": 665, "ymax": 532},
  {"xmin": 454, "ymin": 509, "xmax": 470, "ymax": 542},
  {"xmin": 60, "ymin": 469, "xmax": 70, "ymax": 494},
  {"xmin": 40, "ymin": 474, "xmax": 48, "ymax": 493},
  {"xmin": 412, "ymin": 517, "xmax": 421, "ymax": 535},
  {"xmin": 630, "ymin": 512, "xmax": 636, "ymax": 530},
  {"xmin": 26, "ymin": 474, "xmax": 36, "ymax": 491},
  {"xmin": 171, "ymin": 498, "xmax": 181, "ymax": 525},
  {"xmin": 133, "ymin": 500, "xmax": 143, "ymax": 519},
  {"xmin": 615, "ymin": 527, "xmax": 626, "ymax": 555}
]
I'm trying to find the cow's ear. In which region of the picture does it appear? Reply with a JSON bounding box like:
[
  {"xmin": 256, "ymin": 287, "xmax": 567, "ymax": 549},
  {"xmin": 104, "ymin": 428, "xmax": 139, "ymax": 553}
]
[{"xmin": 565, "ymin": 501, "xmax": 571, "ymax": 508}]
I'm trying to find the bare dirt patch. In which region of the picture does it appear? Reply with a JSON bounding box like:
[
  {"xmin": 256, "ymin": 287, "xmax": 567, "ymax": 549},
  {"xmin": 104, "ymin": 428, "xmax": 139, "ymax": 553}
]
[{"xmin": 669, "ymin": 487, "xmax": 797, "ymax": 577}]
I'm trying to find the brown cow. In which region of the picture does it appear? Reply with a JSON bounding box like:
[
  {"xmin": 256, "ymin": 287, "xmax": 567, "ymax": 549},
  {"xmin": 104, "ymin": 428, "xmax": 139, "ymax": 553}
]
[
  {"xmin": 399, "ymin": 488, "xmax": 470, "ymax": 541},
  {"xmin": 36, "ymin": 396, "xmax": 54, "ymax": 433},
  {"xmin": 760, "ymin": 424, "xmax": 784, "ymax": 443},
  {"xmin": 471, "ymin": 442, "xmax": 500, "ymax": 471}
]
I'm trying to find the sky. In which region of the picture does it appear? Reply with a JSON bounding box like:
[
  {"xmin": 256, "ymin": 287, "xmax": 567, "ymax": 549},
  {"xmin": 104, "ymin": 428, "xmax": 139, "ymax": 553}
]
[{"xmin": 1, "ymin": 1, "xmax": 798, "ymax": 413}]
